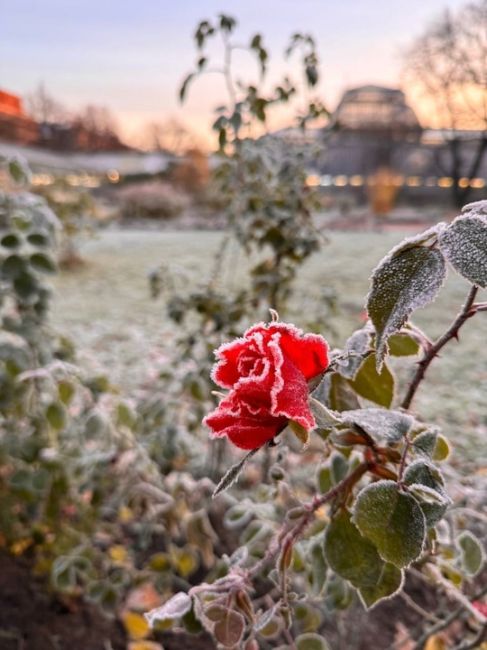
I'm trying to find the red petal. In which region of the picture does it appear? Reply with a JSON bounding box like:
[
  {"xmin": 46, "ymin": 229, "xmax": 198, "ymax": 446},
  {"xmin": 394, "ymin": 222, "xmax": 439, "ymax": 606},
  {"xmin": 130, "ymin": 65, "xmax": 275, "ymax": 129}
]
[
  {"xmin": 246, "ymin": 322, "xmax": 329, "ymax": 380},
  {"xmin": 211, "ymin": 336, "xmax": 248, "ymax": 388},
  {"xmin": 204, "ymin": 399, "xmax": 285, "ymax": 450},
  {"xmin": 269, "ymin": 349, "xmax": 315, "ymax": 430}
]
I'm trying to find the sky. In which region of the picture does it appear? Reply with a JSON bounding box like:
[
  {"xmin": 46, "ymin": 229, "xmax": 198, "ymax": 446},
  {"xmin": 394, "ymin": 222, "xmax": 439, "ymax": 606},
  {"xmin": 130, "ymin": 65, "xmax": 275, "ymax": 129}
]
[{"xmin": 0, "ymin": 0, "xmax": 468, "ymax": 148}]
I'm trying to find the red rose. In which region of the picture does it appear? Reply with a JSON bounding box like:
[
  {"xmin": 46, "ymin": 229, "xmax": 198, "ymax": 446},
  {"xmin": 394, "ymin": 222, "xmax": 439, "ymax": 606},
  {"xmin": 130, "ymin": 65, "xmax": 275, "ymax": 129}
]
[{"xmin": 204, "ymin": 322, "xmax": 329, "ymax": 450}]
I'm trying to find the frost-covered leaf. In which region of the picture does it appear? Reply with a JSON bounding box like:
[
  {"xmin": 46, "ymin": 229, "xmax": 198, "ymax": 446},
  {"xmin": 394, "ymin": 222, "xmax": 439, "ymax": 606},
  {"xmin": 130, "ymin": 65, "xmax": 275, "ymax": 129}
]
[
  {"xmin": 255, "ymin": 603, "xmax": 282, "ymax": 638},
  {"xmin": 407, "ymin": 484, "xmax": 450, "ymax": 527},
  {"xmin": 404, "ymin": 460, "xmax": 450, "ymax": 527},
  {"xmin": 309, "ymin": 397, "xmax": 341, "ymax": 427},
  {"xmin": 213, "ymin": 448, "xmax": 259, "ymax": 497},
  {"xmin": 439, "ymin": 214, "xmax": 487, "ymax": 287},
  {"xmin": 348, "ymin": 354, "xmax": 394, "ymax": 407},
  {"xmin": 412, "ymin": 430, "xmax": 451, "ymax": 461},
  {"xmin": 290, "ymin": 419, "xmax": 310, "ymax": 445},
  {"xmin": 358, "ymin": 562, "xmax": 404, "ymax": 610},
  {"xmin": 316, "ymin": 464, "xmax": 332, "ymax": 494},
  {"xmin": 324, "ymin": 509, "xmax": 403, "ymax": 609},
  {"xmin": 337, "ymin": 327, "xmax": 373, "ymax": 379},
  {"xmin": 145, "ymin": 592, "xmax": 192, "ymax": 627},
  {"xmin": 326, "ymin": 373, "xmax": 361, "ymax": 411},
  {"xmin": 461, "ymin": 199, "xmax": 487, "ymax": 215},
  {"xmin": 353, "ymin": 480, "xmax": 426, "ymax": 568},
  {"xmin": 403, "ymin": 460, "xmax": 445, "ymax": 492},
  {"xmin": 307, "ymin": 538, "xmax": 327, "ymax": 596},
  {"xmin": 342, "ymin": 408, "xmax": 413, "ymax": 446},
  {"xmin": 367, "ymin": 231, "xmax": 446, "ymax": 367},
  {"xmin": 330, "ymin": 452, "xmax": 348, "ymax": 484},
  {"xmin": 213, "ymin": 609, "xmax": 245, "ymax": 648},
  {"xmin": 387, "ymin": 332, "xmax": 420, "ymax": 357},
  {"xmin": 457, "ymin": 531, "xmax": 485, "ymax": 577},
  {"xmin": 296, "ymin": 633, "xmax": 331, "ymax": 650},
  {"xmin": 8, "ymin": 156, "xmax": 31, "ymax": 185}
]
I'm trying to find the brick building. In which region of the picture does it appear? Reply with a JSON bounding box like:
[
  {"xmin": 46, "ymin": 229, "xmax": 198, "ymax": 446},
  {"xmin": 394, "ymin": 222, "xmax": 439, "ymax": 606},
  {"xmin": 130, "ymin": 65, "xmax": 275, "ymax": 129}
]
[{"xmin": 0, "ymin": 90, "xmax": 39, "ymax": 146}]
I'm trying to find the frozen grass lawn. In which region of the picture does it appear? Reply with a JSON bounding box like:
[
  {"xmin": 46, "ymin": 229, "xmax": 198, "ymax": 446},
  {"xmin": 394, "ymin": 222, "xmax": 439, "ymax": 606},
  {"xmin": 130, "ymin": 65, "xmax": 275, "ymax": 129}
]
[{"xmin": 50, "ymin": 229, "xmax": 486, "ymax": 463}]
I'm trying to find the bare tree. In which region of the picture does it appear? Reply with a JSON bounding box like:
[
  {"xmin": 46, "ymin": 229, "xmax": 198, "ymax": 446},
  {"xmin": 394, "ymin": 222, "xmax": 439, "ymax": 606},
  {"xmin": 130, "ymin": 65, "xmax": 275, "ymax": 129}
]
[
  {"xmin": 26, "ymin": 83, "xmax": 67, "ymax": 124},
  {"xmin": 403, "ymin": 0, "xmax": 487, "ymax": 207},
  {"xmin": 142, "ymin": 118, "xmax": 199, "ymax": 153}
]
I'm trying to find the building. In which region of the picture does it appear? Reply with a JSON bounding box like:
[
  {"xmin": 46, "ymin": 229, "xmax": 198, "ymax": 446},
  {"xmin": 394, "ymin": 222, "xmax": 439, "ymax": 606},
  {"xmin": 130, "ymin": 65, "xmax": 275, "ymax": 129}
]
[
  {"xmin": 0, "ymin": 90, "xmax": 39, "ymax": 146},
  {"xmin": 310, "ymin": 85, "xmax": 486, "ymax": 204},
  {"xmin": 0, "ymin": 88, "xmax": 128, "ymax": 153}
]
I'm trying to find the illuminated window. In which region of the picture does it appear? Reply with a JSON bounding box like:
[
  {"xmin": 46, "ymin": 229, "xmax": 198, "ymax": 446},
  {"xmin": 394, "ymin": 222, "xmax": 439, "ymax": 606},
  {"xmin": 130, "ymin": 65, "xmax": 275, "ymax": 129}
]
[
  {"xmin": 406, "ymin": 176, "xmax": 421, "ymax": 187},
  {"xmin": 470, "ymin": 178, "xmax": 485, "ymax": 189},
  {"xmin": 333, "ymin": 175, "xmax": 348, "ymax": 187},
  {"xmin": 320, "ymin": 175, "xmax": 333, "ymax": 187},
  {"xmin": 458, "ymin": 177, "xmax": 469, "ymax": 188},
  {"xmin": 349, "ymin": 175, "xmax": 363, "ymax": 187},
  {"xmin": 438, "ymin": 177, "xmax": 453, "ymax": 188},
  {"xmin": 306, "ymin": 174, "xmax": 320, "ymax": 187}
]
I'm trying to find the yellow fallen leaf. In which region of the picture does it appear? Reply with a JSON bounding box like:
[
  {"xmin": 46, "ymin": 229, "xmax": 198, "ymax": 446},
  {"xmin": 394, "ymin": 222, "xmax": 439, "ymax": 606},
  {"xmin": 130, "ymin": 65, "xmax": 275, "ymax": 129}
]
[
  {"xmin": 122, "ymin": 611, "xmax": 150, "ymax": 640},
  {"xmin": 109, "ymin": 544, "xmax": 129, "ymax": 566},
  {"xmin": 425, "ymin": 635, "xmax": 446, "ymax": 650}
]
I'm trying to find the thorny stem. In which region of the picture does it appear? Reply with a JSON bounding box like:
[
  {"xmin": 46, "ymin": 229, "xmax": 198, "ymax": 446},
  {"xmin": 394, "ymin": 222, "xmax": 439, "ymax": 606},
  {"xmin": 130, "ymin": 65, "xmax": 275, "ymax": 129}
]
[
  {"xmin": 401, "ymin": 285, "xmax": 479, "ymax": 410},
  {"xmin": 248, "ymin": 461, "xmax": 369, "ymax": 580}
]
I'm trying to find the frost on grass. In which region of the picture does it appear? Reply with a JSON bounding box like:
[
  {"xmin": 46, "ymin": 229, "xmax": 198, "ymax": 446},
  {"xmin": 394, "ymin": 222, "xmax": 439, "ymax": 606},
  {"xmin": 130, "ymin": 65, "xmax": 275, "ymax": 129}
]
[
  {"xmin": 367, "ymin": 225, "xmax": 447, "ymax": 368},
  {"xmin": 352, "ymin": 480, "xmax": 426, "ymax": 568},
  {"xmin": 439, "ymin": 213, "xmax": 487, "ymax": 288}
]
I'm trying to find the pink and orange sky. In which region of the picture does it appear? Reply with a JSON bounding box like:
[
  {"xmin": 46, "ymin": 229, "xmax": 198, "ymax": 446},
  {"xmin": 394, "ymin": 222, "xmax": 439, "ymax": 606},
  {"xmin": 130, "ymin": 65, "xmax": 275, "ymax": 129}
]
[{"xmin": 1, "ymin": 0, "xmax": 468, "ymax": 148}]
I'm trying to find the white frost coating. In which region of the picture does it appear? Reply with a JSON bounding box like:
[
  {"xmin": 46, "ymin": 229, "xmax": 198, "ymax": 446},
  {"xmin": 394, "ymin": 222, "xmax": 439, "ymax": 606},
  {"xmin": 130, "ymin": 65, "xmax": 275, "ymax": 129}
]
[
  {"xmin": 145, "ymin": 591, "xmax": 192, "ymax": 627},
  {"xmin": 367, "ymin": 227, "xmax": 448, "ymax": 368},
  {"xmin": 343, "ymin": 408, "xmax": 413, "ymax": 444},
  {"xmin": 461, "ymin": 199, "xmax": 487, "ymax": 215},
  {"xmin": 358, "ymin": 565, "xmax": 405, "ymax": 611},
  {"xmin": 439, "ymin": 214, "xmax": 487, "ymax": 288}
]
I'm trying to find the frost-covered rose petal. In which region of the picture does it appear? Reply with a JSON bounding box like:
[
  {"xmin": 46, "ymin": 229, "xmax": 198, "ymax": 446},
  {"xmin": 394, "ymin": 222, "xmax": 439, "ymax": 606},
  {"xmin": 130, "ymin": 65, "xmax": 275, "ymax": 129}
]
[{"xmin": 205, "ymin": 322, "xmax": 329, "ymax": 450}]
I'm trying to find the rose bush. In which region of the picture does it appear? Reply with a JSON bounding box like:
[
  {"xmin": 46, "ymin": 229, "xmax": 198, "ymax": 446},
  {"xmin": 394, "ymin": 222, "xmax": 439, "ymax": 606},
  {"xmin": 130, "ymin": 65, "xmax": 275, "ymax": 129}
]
[{"xmin": 204, "ymin": 322, "xmax": 329, "ymax": 449}]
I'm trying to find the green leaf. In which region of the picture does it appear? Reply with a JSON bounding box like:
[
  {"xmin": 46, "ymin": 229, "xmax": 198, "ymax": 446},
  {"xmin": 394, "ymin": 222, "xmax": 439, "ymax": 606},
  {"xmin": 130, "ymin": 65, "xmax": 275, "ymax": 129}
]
[
  {"xmin": 45, "ymin": 402, "xmax": 67, "ymax": 431},
  {"xmin": 8, "ymin": 157, "xmax": 31, "ymax": 185},
  {"xmin": 324, "ymin": 509, "xmax": 403, "ymax": 608},
  {"xmin": 387, "ymin": 332, "xmax": 420, "ymax": 356},
  {"xmin": 353, "ymin": 480, "xmax": 426, "ymax": 568},
  {"xmin": 316, "ymin": 464, "xmax": 332, "ymax": 494},
  {"xmin": 58, "ymin": 380, "xmax": 75, "ymax": 405},
  {"xmin": 457, "ymin": 531, "xmax": 485, "ymax": 577},
  {"xmin": 439, "ymin": 214, "xmax": 487, "ymax": 288},
  {"xmin": 1, "ymin": 233, "xmax": 21, "ymax": 249},
  {"xmin": 307, "ymin": 539, "xmax": 327, "ymax": 596},
  {"xmin": 330, "ymin": 452, "xmax": 348, "ymax": 484},
  {"xmin": 348, "ymin": 354, "xmax": 394, "ymax": 407},
  {"xmin": 403, "ymin": 460, "xmax": 448, "ymax": 524},
  {"xmin": 367, "ymin": 233, "xmax": 446, "ymax": 367},
  {"xmin": 179, "ymin": 73, "xmax": 195, "ymax": 103},
  {"xmin": 30, "ymin": 253, "xmax": 57, "ymax": 274},
  {"xmin": 342, "ymin": 408, "xmax": 413, "ymax": 446},
  {"xmin": 327, "ymin": 373, "xmax": 361, "ymax": 411},
  {"xmin": 296, "ymin": 633, "xmax": 330, "ymax": 650},
  {"xmin": 358, "ymin": 562, "xmax": 404, "ymax": 609}
]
